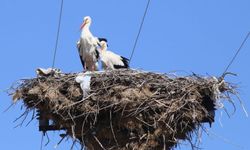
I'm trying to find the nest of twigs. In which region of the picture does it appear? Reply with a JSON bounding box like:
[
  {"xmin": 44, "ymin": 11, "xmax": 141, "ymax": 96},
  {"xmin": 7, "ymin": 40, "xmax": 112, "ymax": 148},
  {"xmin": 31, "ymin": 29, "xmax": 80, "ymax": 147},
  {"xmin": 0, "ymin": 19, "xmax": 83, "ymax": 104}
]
[{"xmin": 11, "ymin": 69, "xmax": 235, "ymax": 150}]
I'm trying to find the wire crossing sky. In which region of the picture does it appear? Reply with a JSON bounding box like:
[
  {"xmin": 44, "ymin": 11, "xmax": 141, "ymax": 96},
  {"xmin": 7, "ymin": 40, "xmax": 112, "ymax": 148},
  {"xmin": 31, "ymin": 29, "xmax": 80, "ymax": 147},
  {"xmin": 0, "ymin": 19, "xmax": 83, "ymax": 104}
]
[
  {"xmin": 222, "ymin": 32, "xmax": 250, "ymax": 76},
  {"xmin": 0, "ymin": 0, "xmax": 250, "ymax": 150},
  {"xmin": 52, "ymin": 0, "xmax": 64, "ymax": 68},
  {"xmin": 129, "ymin": 0, "xmax": 151, "ymax": 65}
]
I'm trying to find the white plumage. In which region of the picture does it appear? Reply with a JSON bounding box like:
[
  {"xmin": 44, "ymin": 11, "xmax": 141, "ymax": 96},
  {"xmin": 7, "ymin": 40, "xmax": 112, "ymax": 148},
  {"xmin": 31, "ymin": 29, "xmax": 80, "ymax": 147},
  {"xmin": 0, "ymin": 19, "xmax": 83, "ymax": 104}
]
[
  {"xmin": 75, "ymin": 73, "xmax": 91, "ymax": 98},
  {"xmin": 99, "ymin": 41, "xmax": 129, "ymax": 70},
  {"xmin": 78, "ymin": 16, "xmax": 99, "ymax": 71}
]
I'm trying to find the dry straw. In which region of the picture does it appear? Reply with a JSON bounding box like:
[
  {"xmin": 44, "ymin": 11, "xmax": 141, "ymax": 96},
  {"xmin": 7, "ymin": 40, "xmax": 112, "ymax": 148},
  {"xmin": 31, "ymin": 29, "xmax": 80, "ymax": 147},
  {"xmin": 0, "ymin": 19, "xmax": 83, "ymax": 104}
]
[{"xmin": 11, "ymin": 69, "xmax": 236, "ymax": 150}]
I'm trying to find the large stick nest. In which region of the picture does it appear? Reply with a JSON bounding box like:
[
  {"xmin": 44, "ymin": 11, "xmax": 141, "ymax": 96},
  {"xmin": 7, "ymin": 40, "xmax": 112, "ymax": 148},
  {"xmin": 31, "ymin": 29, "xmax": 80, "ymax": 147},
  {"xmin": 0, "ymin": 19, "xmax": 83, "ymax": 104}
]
[{"xmin": 12, "ymin": 69, "xmax": 235, "ymax": 150}]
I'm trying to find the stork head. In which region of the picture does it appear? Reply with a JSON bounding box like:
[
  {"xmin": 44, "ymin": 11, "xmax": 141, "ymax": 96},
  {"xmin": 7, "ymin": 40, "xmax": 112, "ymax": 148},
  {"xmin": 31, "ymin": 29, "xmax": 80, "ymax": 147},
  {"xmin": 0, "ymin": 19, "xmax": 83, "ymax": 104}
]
[
  {"xmin": 99, "ymin": 41, "xmax": 108, "ymax": 51},
  {"xmin": 80, "ymin": 16, "xmax": 92, "ymax": 30}
]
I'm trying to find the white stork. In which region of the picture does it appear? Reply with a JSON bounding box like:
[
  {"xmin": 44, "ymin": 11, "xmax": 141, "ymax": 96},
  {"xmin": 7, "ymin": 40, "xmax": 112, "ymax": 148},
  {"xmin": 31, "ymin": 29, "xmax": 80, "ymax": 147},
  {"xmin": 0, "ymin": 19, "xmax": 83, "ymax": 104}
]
[
  {"xmin": 99, "ymin": 40, "xmax": 129, "ymax": 70},
  {"xmin": 78, "ymin": 16, "xmax": 100, "ymax": 71}
]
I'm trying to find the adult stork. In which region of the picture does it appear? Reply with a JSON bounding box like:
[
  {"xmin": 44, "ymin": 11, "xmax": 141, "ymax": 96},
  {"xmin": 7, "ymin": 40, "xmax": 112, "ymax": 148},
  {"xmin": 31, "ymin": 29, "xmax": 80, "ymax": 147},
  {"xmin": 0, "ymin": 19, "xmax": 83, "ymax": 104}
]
[
  {"xmin": 99, "ymin": 40, "xmax": 129, "ymax": 70},
  {"xmin": 77, "ymin": 16, "xmax": 100, "ymax": 71}
]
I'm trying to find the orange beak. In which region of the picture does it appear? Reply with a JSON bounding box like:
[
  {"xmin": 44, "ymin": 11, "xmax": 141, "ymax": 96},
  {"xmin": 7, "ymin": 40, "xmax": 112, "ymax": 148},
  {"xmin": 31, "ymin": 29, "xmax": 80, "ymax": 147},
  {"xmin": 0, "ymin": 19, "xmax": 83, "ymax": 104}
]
[{"xmin": 80, "ymin": 21, "xmax": 87, "ymax": 30}]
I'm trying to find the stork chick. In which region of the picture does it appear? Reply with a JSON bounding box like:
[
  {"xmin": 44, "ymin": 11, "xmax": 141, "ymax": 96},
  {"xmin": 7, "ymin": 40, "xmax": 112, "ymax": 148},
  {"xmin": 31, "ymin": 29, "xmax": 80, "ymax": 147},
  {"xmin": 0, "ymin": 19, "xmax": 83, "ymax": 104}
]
[{"xmin": 99, "ymin": 41, "xmax": 129, "ymax": 70}]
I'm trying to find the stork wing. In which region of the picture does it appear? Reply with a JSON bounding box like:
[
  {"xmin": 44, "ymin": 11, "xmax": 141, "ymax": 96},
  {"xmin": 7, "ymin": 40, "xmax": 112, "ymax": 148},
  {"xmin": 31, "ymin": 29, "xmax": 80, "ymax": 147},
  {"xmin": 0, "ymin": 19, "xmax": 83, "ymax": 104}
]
[
  {"xmin": 76, "ymin": 40, "xmax": 85, "ymax": 69},
  {"xmin": 106, "ymin": 51, "xmax": 129, "ymax": 69},
  {"xmin": 76, "ymin": 40, "xmax": 81, "ymax": 52}
]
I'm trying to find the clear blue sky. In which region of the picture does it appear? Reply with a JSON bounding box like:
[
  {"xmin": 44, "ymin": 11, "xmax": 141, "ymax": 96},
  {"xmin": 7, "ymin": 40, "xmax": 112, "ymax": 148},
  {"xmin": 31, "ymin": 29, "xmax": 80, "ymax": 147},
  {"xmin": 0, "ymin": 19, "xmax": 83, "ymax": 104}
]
[{"xmin": 1, "ymin": 0, "xmax": 250, "ymax": 149}]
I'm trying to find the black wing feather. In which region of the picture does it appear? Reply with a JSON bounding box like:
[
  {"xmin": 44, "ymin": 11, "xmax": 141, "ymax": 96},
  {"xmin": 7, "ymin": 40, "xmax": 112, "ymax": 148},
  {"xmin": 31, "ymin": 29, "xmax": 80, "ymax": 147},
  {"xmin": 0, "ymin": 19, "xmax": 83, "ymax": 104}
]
[
  {"xmin": 77, "ymin": 41, "xmax": 85, "ymax": 69},
  {"xmin": 98, "ymin": 37, "xmax": 108, "ymax": 43},
  {"xmin": 114, "ymin": 56, "xmax": 129, "ymax": 69},
  {"xmin": 95, "ymin": 48, "xmax": 100, "ymax": 60}
]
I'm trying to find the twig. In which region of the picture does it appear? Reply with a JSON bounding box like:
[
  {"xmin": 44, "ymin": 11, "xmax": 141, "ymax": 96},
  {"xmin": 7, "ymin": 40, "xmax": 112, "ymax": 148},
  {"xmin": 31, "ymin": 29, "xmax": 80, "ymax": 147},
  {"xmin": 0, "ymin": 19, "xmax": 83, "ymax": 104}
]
[
  {"xmin": 64, "ymin": 93, "xmax": 95, "ymax": 109},
  {"xmin": 44, "ymin": 132, "xmax": 50, "ymax": 146},
  {"xmin": 93, "ymin": 135, "xmax": 106, "ymax": 150},
  {"xmin": 235, "ymin": 94, "xmax": 249, "ymax": 117},
  {"xmin": 135, "ymin": 117, "xmax": 154, "ymax": 127},
  {"xmin": 3, "ymin": 103, "xmax": 15, "ymax": 113},
  {"xmin": 70, "ymin": 139, "xmax": 77, "ymax": 150},
  {"xmin": 13, "ymin": 110, "xmax": 29, "ymax": 123},
  {"xmin": 54, "ymin": 134, "xmax": 66, "ymax": 149},
  {"xmin": 110, "ymin": 110, "xmax": 118, "ymax": 147},
  {"xmin": 26, "ymin": 109, "xmax": 36, "ymax": 127},
  {"xmin": 14, "ymin": 110, "xmax": 29, "ymax": 128},
  {"xmin": 40, "ymin": 132, "xmax": 44, "ymax": 150},
  {"xmin": 163, "ymin": 135, "xmax": 166, "ymax": 150}
]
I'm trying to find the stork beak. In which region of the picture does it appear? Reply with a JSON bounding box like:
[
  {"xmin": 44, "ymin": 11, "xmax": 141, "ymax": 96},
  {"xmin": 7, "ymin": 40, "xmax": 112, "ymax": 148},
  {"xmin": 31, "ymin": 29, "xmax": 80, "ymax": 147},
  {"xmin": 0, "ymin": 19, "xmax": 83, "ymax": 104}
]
[
  {"xmin": 97, "ymin": 42, "xmax": 101, "ymax": 47},
  {"xmin": 80, "ymin": 21, "xmax": 87, "ymax": 30}
]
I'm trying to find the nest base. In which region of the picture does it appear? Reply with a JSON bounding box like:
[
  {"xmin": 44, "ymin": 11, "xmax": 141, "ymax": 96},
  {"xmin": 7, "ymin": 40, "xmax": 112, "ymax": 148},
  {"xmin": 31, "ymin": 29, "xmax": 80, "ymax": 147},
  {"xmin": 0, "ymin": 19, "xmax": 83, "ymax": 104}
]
[{"xmin": 12, "ymin": 69, "xmax": 233, "ymax": 150}]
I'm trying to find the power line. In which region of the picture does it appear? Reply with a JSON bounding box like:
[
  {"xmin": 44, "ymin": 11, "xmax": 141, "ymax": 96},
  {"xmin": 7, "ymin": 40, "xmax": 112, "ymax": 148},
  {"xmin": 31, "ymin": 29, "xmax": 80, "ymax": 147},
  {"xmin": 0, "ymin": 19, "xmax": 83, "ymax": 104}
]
[
  {"xmin": 52, "ymin": 0, "xmax": 64, "ymax": 68},
  {"xmin": 129, "ymin": 0, "xmax": 151, "ymax": 65},
  {"xmin": 221, "ymin": 32, "xmax": 250, "ymax": 76}
]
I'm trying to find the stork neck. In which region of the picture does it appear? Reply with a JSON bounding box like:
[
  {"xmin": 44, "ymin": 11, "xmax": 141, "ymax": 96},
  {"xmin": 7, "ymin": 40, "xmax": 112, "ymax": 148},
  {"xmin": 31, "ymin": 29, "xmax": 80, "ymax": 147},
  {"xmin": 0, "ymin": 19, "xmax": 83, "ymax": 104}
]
[
  {"xmin": 101, "ymin": 46, "xmax": 107, "ymax": 53},
  {"xmin": 81, "ymin": 25, "xmax": 92, "ymax": 37}
]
